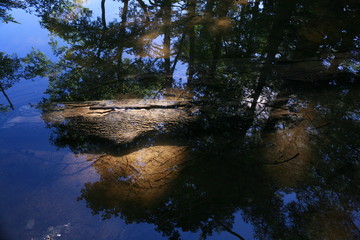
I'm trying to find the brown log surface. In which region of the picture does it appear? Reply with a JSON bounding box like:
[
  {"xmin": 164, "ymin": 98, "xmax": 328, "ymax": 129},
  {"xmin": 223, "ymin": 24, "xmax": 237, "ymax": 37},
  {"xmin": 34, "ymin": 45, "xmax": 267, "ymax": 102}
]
[{"xmin": 42, "ymin": 99, "xmax": 200, "ymax": 144}]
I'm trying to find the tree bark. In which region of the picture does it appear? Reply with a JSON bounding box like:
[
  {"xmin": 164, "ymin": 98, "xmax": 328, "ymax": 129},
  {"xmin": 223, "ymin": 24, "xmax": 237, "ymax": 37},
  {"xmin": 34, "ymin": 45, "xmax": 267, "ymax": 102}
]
[
  {"xmin": 162, "ymin": 0, "xmax": 173, "ymax": 87},
  {"xmin": 0, "ymin": 83, "xmax": 14, "ymax": 110},
  {"xmin": 101, "ymin": 0, "xmax": 107, "ymax": 29},
  {"xmin": 117, "ymin": 0, "xmax": 129, "ymax": 63}
]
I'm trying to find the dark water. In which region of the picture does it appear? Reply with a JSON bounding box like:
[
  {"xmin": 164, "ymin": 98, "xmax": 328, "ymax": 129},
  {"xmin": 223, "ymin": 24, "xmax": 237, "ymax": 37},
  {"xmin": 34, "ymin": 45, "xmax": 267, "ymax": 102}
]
[{"xmin": 1, "ymin": 1, "xmax": 360, "ymax": 240}]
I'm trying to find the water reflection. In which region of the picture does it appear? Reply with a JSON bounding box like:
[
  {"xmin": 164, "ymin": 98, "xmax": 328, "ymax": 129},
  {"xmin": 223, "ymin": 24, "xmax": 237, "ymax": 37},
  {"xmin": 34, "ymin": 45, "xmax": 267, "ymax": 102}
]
[
  {"xmin": 1, "ymin": 0, "xmax": 360, "ymax": 239},
  {"xmin": 24, "ymin": 0, "xmax": 358, "ymax": 103},
  {"xmin": 0, "ymin": 52, "xmax": 21, "ymax": 111},
  {"xmin": 259, "ymin": 87, "xmax": 360, "ymax": 240},
  {"xmin": 40, "ymin": 0, "xmax": 360, "ymax": 238},
  {"xmin": 42, "ymin": 88, "xmax": 360, "ymax": 239},
  {"xmin": 0, "ymin": 49, "xmax": 51, "ymax": 112}
]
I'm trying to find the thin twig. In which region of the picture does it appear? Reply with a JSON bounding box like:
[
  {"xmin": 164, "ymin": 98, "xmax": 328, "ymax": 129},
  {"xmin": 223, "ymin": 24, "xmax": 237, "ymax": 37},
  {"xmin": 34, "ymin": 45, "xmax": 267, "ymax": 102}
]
[
  {"xmin": 264, "ymin": 153, "xmax": 300, "ymax": 165},
  {"xmin": 315, "ymin": 122, "xmax": 331, "ymax": 129},
  {"xmin": 214, "ymin": 219, "xmax": 246, "ymax": 240},
  {"xmin": 0, "ymin": 83, "xmax": 14, "ymax": 110}
]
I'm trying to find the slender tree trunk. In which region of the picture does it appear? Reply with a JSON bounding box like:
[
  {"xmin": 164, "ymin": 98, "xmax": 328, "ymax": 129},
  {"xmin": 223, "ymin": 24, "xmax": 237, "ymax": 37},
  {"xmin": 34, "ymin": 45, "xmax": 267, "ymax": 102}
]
[
  {"xmin": 136, "ymin": 0, "xmax": 150, "ymax": 21},
  {"xmin": 162, "ymin": 0, "xmax": 172, "ymax": 87},
  {"xmin": 187, "ymin": 0, "xmax": 197, "ymax": 84},
  {"xmin": 250, "ymin": 0, "xmax": 298, "ymax": 112},
  {"xmin": 171, "ymin": 33, "xmax": 185, "ymax": 75},
  {"xmin": 96, "ymin": 0, "xmax": 108, "ymax": 58},
  {"xmin": 208, "ymin": 35, "xmax": 222, "ymax": 83},
  {"xmin": 208, "ymin": 0, "xmax": 231, "ymax": 83},
  {"xmin": 205, "ymin": 0, "xmax": 215, "ymax": 13},
  {"xmin": 214, "ymin": 219, "xmax": 246, "ymax": 240},
  {"xmin": 0, "ymin": 83, "xmax": 14, "ymax": 110},
  {"xmin": 117, "ymin": 0, "xmax": 129, "ymax": 63},
  {"xmin": 101, "ymin": 0, "xmax": 107, "ymax": 29}
]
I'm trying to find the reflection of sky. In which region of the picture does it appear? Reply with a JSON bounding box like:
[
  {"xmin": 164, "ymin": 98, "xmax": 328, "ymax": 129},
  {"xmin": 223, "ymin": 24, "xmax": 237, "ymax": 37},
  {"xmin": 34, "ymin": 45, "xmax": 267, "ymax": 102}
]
[
  {"xmin": 0, "ymin": 2, "xmax": 120, "ymax": 57},
  {"xmin": 0, "ymin": 9, "xmax": 168, "ymax": 239},
  {"xmin": 76, "ymin": 0, "xmax": 189, "ymax": 85},
  {"xmin": 81, "ymin": 0, "xmax": 154, "ymax": 19},
  {"xmin": 82, "ymin": 0, "xmax": 121, "ymax": 22},
  {"xmin": 0, "ymin": 9, "xmax": 53, "ymax": 57},
  {"xmin": 0, "ymin": 9, "xmax": 52, "ymax": 123}
]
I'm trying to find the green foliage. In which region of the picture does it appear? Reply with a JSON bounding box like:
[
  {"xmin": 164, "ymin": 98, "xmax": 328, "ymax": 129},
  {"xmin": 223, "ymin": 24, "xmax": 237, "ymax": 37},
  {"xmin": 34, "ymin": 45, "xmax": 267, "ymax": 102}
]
[
  {"xmin": 0, "ymin": 104, "xmax": 11, "ymax": 112},
  {"xmin": 22, "ymin": 48, "xmax": 52, "ymax": 79},
  {"xmin": 0, "ymin": 52, "xmax": 21, "ymax": 111},
  {"xmin": 0, "ymin": 0, "xmax": 25, "ymax": 23},
  {"xmin": 0, "ymin": 49, "xmax": 54, "ymax": 112},
  {"xmin": 0, "ymin": 52, "xmax": 21, "ymax": 86}
]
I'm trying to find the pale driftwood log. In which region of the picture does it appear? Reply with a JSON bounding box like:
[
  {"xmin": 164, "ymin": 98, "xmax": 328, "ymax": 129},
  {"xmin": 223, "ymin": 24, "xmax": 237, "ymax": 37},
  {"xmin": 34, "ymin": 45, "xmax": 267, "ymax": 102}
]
[{"xmin": 42, "ymin": 99, "xmax": 201, "ymax": 145}]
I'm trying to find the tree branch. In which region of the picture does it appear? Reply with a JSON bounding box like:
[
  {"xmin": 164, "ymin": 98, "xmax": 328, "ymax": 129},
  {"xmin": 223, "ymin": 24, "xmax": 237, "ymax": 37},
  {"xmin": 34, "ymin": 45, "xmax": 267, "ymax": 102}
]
[
  {"xmin": 264, "ymin": 153, "xmax": 300, "ymax": 165},
  {"xmin": 0, "ymin": 83, "xmax": 14, "ymax": 110},
  {"xmin": 214, "ymin": 219, "xmax": 246, "ymax": 240},
  {"xmin": 101, "ymin": 0, "xmax": 107, "ymax": 29}
]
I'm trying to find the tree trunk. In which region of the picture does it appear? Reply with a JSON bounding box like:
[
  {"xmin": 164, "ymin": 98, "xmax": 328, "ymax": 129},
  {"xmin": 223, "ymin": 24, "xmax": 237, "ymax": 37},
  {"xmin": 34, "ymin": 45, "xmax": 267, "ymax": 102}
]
[
  {"xmin": 101, "ymin": 0, "xmax": 107, "ymax": 29},
  {"xmin": 162, "ymin": 0, "xmax": 173, "ymax": 87}
]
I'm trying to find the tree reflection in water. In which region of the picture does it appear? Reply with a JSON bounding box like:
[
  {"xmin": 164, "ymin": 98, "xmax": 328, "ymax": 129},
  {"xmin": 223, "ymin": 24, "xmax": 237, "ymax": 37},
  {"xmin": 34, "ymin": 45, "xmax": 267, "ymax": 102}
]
[
  {"xmin": 23, "ymin": 0, "xmax": 360, "ymax": 239},
  {"xmin": 42, "ymin": 89, "xmax": 360, "ymax": 239}
]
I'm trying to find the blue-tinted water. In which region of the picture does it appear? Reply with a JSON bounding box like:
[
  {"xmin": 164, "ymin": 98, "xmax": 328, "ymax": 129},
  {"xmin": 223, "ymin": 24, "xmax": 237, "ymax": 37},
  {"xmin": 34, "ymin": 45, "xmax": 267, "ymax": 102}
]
[
  {"xmin": 0, "ymin": 5, "xmax": 252, "ymax": 240},
  {"xmin": 1, "ymin": 1, "xmax": 360, "ymax": 240}
]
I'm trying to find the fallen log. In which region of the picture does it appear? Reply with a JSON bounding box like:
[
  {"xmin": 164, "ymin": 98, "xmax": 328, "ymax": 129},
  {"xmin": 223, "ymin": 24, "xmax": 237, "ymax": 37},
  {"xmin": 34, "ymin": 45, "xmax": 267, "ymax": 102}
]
[{"xmin": 42, "ymin": 99, "xmax": 200, "ymax": 145}]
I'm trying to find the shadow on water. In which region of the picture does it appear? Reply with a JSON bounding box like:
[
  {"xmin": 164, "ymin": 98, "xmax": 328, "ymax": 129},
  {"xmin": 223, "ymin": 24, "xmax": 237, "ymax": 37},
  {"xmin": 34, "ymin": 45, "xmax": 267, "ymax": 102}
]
[{"xmin": 1, "ymin": 0, "xmax": 360, "ymax": 239}]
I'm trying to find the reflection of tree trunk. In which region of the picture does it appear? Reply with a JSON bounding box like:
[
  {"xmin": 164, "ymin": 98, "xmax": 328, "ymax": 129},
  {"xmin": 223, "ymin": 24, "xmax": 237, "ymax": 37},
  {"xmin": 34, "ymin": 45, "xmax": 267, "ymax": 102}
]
[
  {"xmin": 188, "ymin": 33, "xmax": 195, "ymax": 84},
  {"xmin": 163, "ymin": 0, "xmax": 172, "ymax": 87},
  {"xmin": 171, "ymin": 34, "xmax": 185, "ymax": 75},
  {"xmin": 0, "ymin": 83, "xmax": 14, "ymax": 110},
  {"xmin": 101, "ymin": 0, "xmax": 107, "ymax": 30},
  {"xmin": 97, "ymin": 0, "xmax": 108, "ymax": 58},
  {"xmin": 183, "ymin": 0, "xmax": 197, "ymax": 82},
  {"xmin": 136, "ymin": 0, "xmax": 150, "ymax": 21},
  {"xmin": 208, "ymin": 0, "xmax": 231, "ymax": 83},
  {"xmin": 250, "ymin": 0, "xmax": 297, "ymax": 112},
  {"xmin": 117, "ymin": 0, "xmax": 129, "ymax": 64},
  {"xmin": 187, "ymin": 0, "xmax": 197, "ymax": 84},
  {"xmin": 208, "ymin": 36, "xmax": 221, "ymax": 83},
  {"xmin": 214, "ymin": 219, "xmax": 246, "ymax": 240},
  {"xmin": 205, "ymin": 0, "xmax": 215, "ymax": 13}
]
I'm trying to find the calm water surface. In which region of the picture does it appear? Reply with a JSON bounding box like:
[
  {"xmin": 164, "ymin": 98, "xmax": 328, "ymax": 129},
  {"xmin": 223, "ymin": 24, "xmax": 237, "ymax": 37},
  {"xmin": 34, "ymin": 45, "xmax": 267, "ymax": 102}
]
[{"xmin": 0, "ymin": 0, "xmax": 359, "ymax": 240}]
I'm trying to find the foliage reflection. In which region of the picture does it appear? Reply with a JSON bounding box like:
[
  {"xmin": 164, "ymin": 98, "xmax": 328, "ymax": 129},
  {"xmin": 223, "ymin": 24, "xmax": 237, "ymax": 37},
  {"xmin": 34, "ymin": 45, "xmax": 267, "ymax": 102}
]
[{"xmin": 19, "ymin": 0, "xmax": 360, "ymax": 239}]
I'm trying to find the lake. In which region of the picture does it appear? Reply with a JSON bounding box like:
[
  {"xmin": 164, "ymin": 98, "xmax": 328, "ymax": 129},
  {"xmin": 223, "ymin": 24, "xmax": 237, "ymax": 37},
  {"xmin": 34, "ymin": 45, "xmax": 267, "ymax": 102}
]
[{"xmin": 0, "ymin": 0, "xmax": 359, "ymax": 239}]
